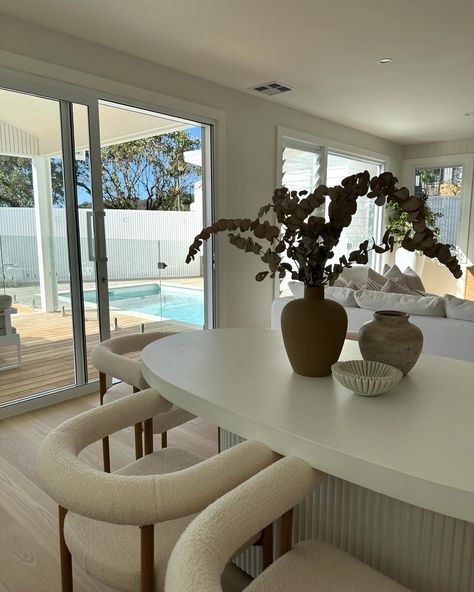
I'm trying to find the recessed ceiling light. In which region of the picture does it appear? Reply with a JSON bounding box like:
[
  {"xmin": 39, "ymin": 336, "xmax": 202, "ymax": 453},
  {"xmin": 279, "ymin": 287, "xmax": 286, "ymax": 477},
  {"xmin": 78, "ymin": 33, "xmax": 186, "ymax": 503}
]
[{"xmin": 377, "ymin": 57, "xmax": 393, "ymax": 64}]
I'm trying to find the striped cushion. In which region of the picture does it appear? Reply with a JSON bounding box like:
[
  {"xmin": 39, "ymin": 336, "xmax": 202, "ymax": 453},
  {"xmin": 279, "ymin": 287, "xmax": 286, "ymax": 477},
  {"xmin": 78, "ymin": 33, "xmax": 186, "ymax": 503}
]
[
  {"xmin": 345, "ymin": 280, "xmax": 359, "ymax": 290},
  {"xmin": 362, "ymin": 277, "xmax": 384, "ymax": 291},
  {"xmin": 403, "ymin": 266, "xmax": 425, "ymax": 292},
  {"xmin": 333, "ymin": 276, "xmax": 347, "ymax": 287},
  {"xmin": 381, "ymin": 279, "xmax": 413, "ymax": 294}
]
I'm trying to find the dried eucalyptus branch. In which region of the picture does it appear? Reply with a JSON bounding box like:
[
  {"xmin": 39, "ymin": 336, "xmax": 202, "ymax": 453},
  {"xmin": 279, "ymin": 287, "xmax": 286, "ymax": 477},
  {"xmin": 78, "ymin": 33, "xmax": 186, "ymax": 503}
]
[{"xmin": 186, "ymin": 171, "xmax": 462, "ymax": 286}]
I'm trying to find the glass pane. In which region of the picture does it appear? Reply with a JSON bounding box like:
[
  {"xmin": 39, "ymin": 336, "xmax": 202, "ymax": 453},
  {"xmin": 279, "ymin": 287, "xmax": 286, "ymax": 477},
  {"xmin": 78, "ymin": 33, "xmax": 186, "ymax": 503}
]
[
  {"xmin": 282, "ymin": 146, "xmax": 320, "ymax": 192},
  {"xmin": 327, "ymin": 153, "xmax": 382, "ymax": 267},
  {"xmin": 98, "ymin": 101, "xmax": 207, "ymax": 336},
  {"xmin": 415, "ymin": 166, "xmax": 463, "ymax": 250},
  {"xmin": 72, "ymin": 104, "xmax": 102, "ymax": 383},
  {"xmin": 0, "ymin": 88, "xmax": 76, "ymax": 404},
  {"xmin": 280, "ymin": 143, "xmax": 322, "ymax": 295}
]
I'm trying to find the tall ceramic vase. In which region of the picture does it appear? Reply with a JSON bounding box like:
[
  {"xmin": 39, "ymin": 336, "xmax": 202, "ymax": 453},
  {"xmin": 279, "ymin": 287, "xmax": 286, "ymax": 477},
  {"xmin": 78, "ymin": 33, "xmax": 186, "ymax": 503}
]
[{"xmin": 281, "ymin": 286, "xmax": 348, "ymax": 377}]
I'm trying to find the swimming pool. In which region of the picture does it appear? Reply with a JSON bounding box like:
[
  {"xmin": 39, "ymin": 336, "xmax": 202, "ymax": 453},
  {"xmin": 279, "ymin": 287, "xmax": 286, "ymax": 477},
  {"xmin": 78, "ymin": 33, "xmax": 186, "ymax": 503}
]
[{"xmin": 81, "ymin": 283, "xmax": 204, "ymax": 326}]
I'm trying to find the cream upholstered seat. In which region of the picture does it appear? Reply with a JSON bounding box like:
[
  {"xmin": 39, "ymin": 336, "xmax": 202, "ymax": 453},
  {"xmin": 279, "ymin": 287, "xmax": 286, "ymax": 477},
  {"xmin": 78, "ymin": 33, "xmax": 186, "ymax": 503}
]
[
  {"xmin": 91, "ymin": 331, "xmax": 195, "ymax": 468},
  {"xmin": 243, "ymin": 540, "xmax": 411, "ymax": 591},
  {"xmin": 165, "ymin": 457, "xmax": 412, "ymax": 592},
  {"xmin": 64, "ymin": 450, "xmax": 199, "ymax": 592},
  {"xmin": 37, "ymin": 390, "xmax": 278, "ymax": 592}
]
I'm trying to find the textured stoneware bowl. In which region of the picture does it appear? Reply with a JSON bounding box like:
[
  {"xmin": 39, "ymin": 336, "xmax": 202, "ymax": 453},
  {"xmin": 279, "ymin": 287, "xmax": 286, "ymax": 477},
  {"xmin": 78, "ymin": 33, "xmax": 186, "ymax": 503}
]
[{"xmin": 331, "ymin": 360, "xmax": 403, "ymax": 396}]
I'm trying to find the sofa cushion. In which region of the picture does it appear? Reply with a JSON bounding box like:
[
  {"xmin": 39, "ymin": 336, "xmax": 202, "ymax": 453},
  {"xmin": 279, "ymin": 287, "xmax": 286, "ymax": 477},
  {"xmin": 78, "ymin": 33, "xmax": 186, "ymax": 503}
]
[
  {"xmin": 354, "ymin": 290, "xmax": 445, "ymax": 317},
  {"xmin": 384, "ymin": 264, "xmax": 405, "ymax": 282},
  {"xmin": 403, "ymin": 266, "xmax": 426, "ymax": 292},
  {"xmin": 361, "ymin": 268, "xmax": 386, "ymax": 291},
  {"xmin": 381, "ymin": 278, "xmax": 413, "ymax": 295},
  {"xmin": 444, "ymin": 294, "xmax": 474, "ymax": 322},
  {"xmin": 340, "ymin": 265, "xmax": 369, "ymax": 288},
  {"xmin": 326, "ymin": 287, "xmax": 358, "ymax": 307},
  {"xmin": 333, "ymin": 276, "xmax": 347, "ymax": 287},
  {"xmin": 288, "ymin": 282, "xmax": 357, "ymax": 307},
  {"xmin": 345, "ymin": 280, "xmax": 359, "ymax": 290},
  {"xmin": 384, "ymin": 264, "xmax": 426, "ymax": 292},
  {"xmin": 288, "ymin": 281, "xmax": 304, "ymax": 298},
  {"xmin": 362, "ymin": 277, "xmax": 383, "ymax": 291}
]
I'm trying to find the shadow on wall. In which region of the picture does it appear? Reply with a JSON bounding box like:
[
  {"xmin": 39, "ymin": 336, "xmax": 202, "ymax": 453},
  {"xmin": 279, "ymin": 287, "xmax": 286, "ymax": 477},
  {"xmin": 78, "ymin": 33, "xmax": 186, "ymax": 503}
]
[{"xmin": 421, "ymin": 258, "xmax": 461, "ymax": 297}]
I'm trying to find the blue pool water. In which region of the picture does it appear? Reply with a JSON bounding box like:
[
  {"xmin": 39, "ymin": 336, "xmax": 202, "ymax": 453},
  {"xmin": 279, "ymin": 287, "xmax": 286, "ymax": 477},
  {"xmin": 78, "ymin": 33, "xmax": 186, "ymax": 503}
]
[{"xmin": 81, "ymin": 284, "xmax": 204, "ymax": 326}]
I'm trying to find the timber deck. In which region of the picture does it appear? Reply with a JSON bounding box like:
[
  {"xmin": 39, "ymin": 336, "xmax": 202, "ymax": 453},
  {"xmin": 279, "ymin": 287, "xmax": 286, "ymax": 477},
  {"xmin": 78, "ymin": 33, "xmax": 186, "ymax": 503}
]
[{"xmin": 0, "ymin": 306, "xmax": 196, "ymax": 405}]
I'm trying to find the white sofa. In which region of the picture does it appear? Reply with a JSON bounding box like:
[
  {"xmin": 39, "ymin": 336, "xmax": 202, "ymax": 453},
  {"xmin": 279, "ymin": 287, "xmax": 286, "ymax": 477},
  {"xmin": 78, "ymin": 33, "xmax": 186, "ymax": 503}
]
[
  {"xmin": 273, "ymin": 264, "xmax": 474, "ymax": 363},
  {"xmin": 271, "ymin": 296, "xmax": 474, "ymax": 362}
]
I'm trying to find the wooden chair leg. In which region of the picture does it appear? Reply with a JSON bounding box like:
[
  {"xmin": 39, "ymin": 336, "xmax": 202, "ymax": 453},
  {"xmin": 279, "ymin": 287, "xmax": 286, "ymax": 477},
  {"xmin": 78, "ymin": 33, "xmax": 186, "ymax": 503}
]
[
  {"xmin": 102, "ymin": 436, "xmax": 111, "ymax": 473},
  {"xmin": 140, "ymin": 524, "xmax": 154, "ymax": 592},
  {"xmin": 99, "ymin": 372, "xmax": 111, "ymax": 472},
  {"xmin": 144, "ymin": 418, "xmax": 154, "ymax": 455},
  {"xmin": 132, "ymin": 386, "xmax": 144, "ymax": 460},
  {"xmin": 261, "ymin": 523, "xmax": 273, "ymax": 569},
  {"xmin": 134, "ymin": 423, "xmax": 144, "ymax": 459},
  {"xmin": 161, "ymin": 431, "xmax": 167, "ymax": 449},
  {"xmin": 59, "ymin": 506, "xmax": 73, "ymax": 592},
  {"xmin": 279, "ymin": 508, "xmax": 293, "ymax": 557},
  {"xmin": 99, "ymin": 372, "xmax": 107, "ymax": 405}
]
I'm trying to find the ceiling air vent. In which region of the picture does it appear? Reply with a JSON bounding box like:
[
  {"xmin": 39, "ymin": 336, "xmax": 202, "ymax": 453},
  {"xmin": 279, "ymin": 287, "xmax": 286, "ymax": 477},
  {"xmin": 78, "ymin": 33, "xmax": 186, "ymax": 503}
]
[{"xmin": 250, "ymin": 81, "xmax": 293, "ymax": 96}]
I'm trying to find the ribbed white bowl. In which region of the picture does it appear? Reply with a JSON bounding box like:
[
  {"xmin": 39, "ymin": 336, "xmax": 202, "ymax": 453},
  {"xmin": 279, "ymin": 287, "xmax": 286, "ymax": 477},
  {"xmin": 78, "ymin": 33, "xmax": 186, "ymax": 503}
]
[{"xmin": 331, "ymin": 360, "xmax": 403, "ymax": 396}]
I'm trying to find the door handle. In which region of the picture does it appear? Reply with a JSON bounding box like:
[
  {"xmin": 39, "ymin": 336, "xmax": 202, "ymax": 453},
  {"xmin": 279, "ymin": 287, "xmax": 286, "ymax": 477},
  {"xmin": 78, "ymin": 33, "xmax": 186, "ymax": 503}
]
[
  {"xmin": 94, "ymin": 211, "xmax": 108, "ymax": 263},
  {"xmin": 86, "ymin": 211, "xmax": 95, "ymax": 262}
]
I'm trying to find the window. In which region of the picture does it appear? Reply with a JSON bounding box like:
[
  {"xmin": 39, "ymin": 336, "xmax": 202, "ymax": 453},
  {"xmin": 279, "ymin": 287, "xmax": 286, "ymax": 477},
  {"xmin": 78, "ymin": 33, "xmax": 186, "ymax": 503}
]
[
  {"xmin": 282, "ymin": 139, "xmax": 323, "ymax": 193},
  {"xmin": 415, "ymin": 166, "xmax": 463, "ymax": 250},
  {"xmin": 327, "ymin": 153, "xmax": 383, "ymax": 268},
  {"xmin": 278, "ymin": 134, "xmax": 385, "ymax": 295}
]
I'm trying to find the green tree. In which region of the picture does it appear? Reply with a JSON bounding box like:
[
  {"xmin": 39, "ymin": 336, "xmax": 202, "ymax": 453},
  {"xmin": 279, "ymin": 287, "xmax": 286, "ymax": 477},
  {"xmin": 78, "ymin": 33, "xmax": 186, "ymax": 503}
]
[
  {"xmin": 0, "ymin": 155, "xmax": 68, "ymax": 207},
  {"xmin": 388, "ymin": 194, "xmax": 442, "ymax": 246},
  {"xmin": 0, "ymin": 131, "xmax": 200, "ymax": 210},
  {"xmin": 98, "ymin": 131, "xmax": 200, "ymax": 210},
  {"xmin": 50, "ymin": 157, "xmax": 90, "ymax": 207},
  {"xmin": 0, "ymin": 155, "xmax": 34, "ymax": 207}
]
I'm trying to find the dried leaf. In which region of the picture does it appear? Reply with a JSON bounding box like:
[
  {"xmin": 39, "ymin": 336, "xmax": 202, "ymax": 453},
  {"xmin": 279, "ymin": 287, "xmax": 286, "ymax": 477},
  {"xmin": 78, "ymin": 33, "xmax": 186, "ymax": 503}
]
[{"xmin": 185, "ymin": 170, "xmax": 462, "ymax": 284}]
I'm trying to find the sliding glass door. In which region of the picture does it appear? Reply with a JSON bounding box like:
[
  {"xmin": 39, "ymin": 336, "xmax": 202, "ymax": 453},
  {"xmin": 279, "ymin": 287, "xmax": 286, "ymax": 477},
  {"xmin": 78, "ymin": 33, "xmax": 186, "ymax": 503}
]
[
  {"xmin": 96, "ymin": 100, "xmax": 208, "ymax": 336},
  {"xmin": 0, "ymin": 90, "xmax": 77, "ymax": 401},
  {"xmin": 0, "ymin": 88, "xmax": 104, "ymax": 404},
  {"xmin": 0, "ymin": 84, "xmax": 214, "ymax": 411}
]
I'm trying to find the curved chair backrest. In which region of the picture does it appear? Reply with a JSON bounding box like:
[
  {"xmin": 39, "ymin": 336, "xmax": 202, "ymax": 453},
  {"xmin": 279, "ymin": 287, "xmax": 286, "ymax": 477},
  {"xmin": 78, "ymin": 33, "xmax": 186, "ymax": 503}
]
[
  {"xmin": 91, "ymin": 331, "xmax": 175, "ymax": 389},
  {"xmin": 37, "ymin": 390, "xmax": 277, "ymax": 526},
  {"xmin": 166, "ymin": 456, "xmax": 325, "ymax": 592}
]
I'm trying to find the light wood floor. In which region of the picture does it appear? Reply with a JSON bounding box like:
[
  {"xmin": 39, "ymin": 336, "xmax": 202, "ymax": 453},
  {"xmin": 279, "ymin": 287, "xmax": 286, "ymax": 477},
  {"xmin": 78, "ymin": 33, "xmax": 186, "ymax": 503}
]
[
  {"xmin": 0, "ymin": 308, "xmax": 196, "ymax": 405},
  {"xmin": 0, "ymin": 394, "xmax": 218, "ymax": 591}
]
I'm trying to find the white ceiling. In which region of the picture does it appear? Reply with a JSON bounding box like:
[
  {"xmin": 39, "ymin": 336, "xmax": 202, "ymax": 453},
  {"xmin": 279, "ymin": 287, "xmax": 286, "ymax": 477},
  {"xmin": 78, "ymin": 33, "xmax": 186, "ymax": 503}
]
[
  {"xmin": 2, "ymin": 0, "xmax": 474, "ymax": 145},
  {"xmin": 0, "ymin": 89, "xmax": 189, "ymax": 155}
]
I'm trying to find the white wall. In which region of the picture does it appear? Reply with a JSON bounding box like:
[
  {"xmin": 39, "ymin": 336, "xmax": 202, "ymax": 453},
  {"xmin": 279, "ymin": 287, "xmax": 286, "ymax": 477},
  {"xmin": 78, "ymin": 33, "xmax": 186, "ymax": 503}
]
[{"xmin": 0, "ymin": 14, "xmax": 404, "ymax": 328}]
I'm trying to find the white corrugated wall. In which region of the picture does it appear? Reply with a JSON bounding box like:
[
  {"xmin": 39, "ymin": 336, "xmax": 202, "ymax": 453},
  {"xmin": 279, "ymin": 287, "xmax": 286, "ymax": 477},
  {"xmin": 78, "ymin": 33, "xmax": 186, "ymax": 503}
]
[
  {"xmin": 220, "ymin": 429, "xmax": 474, "ymax": 592},
  {"xmin": 0, "ymin": 207, "xmax": 202, "ymax": 281}
]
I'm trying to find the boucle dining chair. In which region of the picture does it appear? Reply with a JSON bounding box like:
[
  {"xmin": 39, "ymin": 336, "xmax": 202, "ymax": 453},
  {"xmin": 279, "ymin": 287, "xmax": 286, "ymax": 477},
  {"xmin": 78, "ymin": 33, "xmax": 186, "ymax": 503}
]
[
  {"xmin": 91, "ymin": 331, "xmax": 195, "ymax": 471},
  {"xmin": 37, "ymin": 389, "xmax": 278, "ymax": 592},
  {"xmin": 166, "ymin": 456, "xmax": 412, "ymax": 592}
]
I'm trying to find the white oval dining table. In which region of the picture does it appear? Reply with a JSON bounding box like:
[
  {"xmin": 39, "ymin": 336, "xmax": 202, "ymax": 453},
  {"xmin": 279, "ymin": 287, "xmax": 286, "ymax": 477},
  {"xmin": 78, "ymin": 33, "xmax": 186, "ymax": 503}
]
[{"xmin": 141, "ymin": 328, "xmax": 474, "ymax": 523}]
